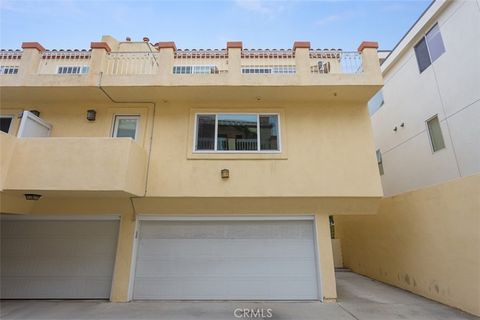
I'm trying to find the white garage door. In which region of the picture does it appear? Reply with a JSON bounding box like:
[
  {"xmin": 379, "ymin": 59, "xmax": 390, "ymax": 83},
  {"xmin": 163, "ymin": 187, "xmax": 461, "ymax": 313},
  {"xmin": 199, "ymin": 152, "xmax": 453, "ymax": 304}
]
[
  {"xmin": 1, "ymin": 219, "xmax": 119, "ymax": 299},
  {"xmin": 133, "ymin": 219, "xmax": 319, "ymax": 300}
]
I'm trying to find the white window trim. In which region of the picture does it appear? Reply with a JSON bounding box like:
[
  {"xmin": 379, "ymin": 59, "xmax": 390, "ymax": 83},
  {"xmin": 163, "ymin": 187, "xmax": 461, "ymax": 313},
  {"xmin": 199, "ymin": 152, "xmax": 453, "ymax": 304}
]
[
  {"xmin": 415, "ymin": 23, "xmax": 444, "ymax": 72},
  {"xmin": 425, "ymin": 114, "xmax": 446, "ymax": 154},
  {"xmin": 112, "ymin": 115, "xmax": 140, "ymax": 141},
  {"xmin": 0, "ymin": 115, "xmax": 14, "ymax": 134},
  {"xmin": 193, "ymin": 112, "xmax": 282, "ymax": 154}
]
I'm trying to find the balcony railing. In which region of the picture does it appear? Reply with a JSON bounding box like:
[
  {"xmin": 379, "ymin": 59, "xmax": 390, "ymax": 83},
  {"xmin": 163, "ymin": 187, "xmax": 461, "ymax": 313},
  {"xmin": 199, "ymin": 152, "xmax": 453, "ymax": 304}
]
[
  {"xmin": 38, "ymin": 50, "xmax": 92, "ymax": 74},
  {"xmin": 105, "ymin": 51, "xmax": 160, "ymax": 75},
  {"xmin": 309, "ymin": 50, "xmax": 362, "ymax": 74},
  {"xmin": 241, "ymin": 49, "xmax": 296, "ymax": 75},
  {"xmin": 173, "ymin": 49, "xmax": 228, "ymax": 75},
  {"xmin": 0, "ymin": 50, "xmax": 22, "ymax": 75}
]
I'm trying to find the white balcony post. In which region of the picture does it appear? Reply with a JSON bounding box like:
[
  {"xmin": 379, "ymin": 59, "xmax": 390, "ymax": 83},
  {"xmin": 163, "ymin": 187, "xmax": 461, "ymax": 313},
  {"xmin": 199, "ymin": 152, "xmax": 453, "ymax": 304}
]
[
  {"xmin": 293, "ymin": 41, "xmax": 311, "ymax": 79},
  {"xmin": 20, "ymin": 42, "xmax": 45, "ymax": 76},
  {"xmin": 227, "ymin": 41, "xmax": 242, "ymax": 83}
]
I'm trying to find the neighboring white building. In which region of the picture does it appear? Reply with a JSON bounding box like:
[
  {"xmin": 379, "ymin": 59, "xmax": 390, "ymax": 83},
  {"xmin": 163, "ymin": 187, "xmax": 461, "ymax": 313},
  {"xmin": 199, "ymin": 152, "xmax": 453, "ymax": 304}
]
[{"xmin": 370, "ymin": 0, "xmax": 480, "ymax": 196}]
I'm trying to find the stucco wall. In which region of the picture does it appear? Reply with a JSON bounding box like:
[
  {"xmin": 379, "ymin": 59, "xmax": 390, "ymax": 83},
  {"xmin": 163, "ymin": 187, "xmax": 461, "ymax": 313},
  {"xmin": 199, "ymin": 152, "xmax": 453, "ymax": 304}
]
[
  {"xmin": 335, "ymin": 174, "xmax": 480, "ymax": 316},
  {"xmin": 373, "ymin": 0, "xmax": 480, "ymax": 196},
  {"xmin": 146, "ymin": 101, "xmax": 382, "ymax": 198}
]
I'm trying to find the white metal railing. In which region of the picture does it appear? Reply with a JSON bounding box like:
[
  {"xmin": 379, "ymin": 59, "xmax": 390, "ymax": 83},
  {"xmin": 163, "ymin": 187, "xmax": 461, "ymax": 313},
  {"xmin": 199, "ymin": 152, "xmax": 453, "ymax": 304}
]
[
  {"xmin": 173, "ymin": 49, "xmax": 228, "ymax": 75},
  {"xmin": 197, "ymin": 138, "xmax": 215, "ymax": 150},
  {"xmin": 241, "ymin": 49, "xmax": 296, "ymax": 75},
  {"xmin": 309, "ymin": 50, "xmax": 363, "ymax": 74},
  {"xmin": 38, "ymin": 50, "xmax": 91, "ymax": 74},
  {"xmin": 217, "ymin": 138, "xmax": 258, "ymax": 151},
  {"xmin": 105, "ymin": 52, "xmax": 159, "ymax": 75}
]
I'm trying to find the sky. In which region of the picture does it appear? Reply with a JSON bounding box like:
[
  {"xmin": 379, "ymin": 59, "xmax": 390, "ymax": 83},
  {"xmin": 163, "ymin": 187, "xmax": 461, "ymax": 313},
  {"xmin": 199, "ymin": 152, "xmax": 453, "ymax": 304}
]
[{"xmin": 0, "ymin": 0, "xmax": 432, "ymax": 51}]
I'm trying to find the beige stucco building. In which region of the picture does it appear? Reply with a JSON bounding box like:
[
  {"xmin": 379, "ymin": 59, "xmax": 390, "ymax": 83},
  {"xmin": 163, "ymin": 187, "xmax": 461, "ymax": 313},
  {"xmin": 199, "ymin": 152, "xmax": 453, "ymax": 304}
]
[
  {"xmin": 336, "ymin": 0, "xmax": 480, "ymax": 316},
  {"xmin": 0, "ymin": 37, "xmax": 383, "ymax": 302}
]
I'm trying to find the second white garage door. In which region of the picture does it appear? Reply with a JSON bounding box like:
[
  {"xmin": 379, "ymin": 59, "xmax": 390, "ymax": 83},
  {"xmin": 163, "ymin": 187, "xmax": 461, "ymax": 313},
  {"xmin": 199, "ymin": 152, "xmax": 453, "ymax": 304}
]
[{"xmin": 133, "ymin": 219, "xmax": 319, "ymax": 300}]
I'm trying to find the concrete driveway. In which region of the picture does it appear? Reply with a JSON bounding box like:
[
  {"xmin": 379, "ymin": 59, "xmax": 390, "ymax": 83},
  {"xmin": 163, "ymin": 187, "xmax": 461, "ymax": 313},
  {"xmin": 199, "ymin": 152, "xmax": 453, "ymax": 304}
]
[{"xmin": 1, "ymin": 271, "xmax": 477, "ymax": 320}]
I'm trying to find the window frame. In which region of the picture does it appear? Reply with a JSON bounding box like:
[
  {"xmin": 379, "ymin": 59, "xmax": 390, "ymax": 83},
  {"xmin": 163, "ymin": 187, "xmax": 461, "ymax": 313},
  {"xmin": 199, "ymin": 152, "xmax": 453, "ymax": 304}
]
[
  {"xmin": 193, "ymin": 112, "xmax": 282, "ymax": 154},
  {"xmin": 414, "ymin": 23, "xmax": 445, "ymax": 73},
  {"xmin": 112, "ymin": 115, "xmax": 140, "ymax": 141},
  {"xmin": 0, "ymin": 115, "xmax": 14, "ymax": 134},
  {"xmin": 425, "ymin": 114, "xmax": 446, "ymax": 153}
]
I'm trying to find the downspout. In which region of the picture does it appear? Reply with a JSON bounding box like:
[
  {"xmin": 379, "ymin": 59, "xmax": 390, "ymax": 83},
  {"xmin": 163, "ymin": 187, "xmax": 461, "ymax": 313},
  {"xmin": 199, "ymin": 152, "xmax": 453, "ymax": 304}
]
[{"xmin": 97, "ymin": 71, "xmax": 157, "ymax": 220}]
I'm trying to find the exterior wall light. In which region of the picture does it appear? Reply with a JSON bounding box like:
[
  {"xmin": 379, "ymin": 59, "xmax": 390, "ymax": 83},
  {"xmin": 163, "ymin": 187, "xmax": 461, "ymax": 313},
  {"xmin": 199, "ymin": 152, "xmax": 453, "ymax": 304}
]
[
  {"xmin": 221, "ymin": 169, "xmax": 230, "ymax": 179},
  {"xmin": 24, "ymin": 193, "xmax": 42, "ymax": 201},
  {"xmin": 86, "ymin": 109, "xmax": 97, "ymax": 121}
]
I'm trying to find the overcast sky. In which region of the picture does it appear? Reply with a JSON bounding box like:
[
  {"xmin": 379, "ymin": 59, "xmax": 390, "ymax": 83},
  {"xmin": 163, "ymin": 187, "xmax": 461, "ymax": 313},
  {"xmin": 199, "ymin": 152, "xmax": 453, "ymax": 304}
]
[{"xmin": 0, "ymin": 0, "xmax": 431, "ymax": 51}]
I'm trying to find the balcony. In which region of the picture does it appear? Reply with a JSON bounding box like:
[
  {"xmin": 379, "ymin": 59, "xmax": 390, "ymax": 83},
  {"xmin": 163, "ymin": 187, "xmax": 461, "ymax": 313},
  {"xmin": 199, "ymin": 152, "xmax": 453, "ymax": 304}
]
[
  {"xmin": 0, "ymin": 133, "xmax": 147, "ymax": 197},
  {"xmin": 0, "ymin": 38, "xmax": 382, "ymax": 103}
]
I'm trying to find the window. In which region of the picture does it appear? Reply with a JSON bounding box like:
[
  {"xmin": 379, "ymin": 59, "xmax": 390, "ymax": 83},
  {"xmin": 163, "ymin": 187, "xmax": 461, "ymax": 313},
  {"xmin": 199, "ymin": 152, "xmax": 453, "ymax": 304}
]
[
  {"xmin": 57, "ymin": 65, "xmax": 89, "ymax": 75},
  {"xmin": 0, "ymin": 66, "xmax": 19, "ymax": 74},
  {"xmin": 195, "ymin": 113, "xmax": 280, "ymax": 152},
  {"xmin": 376, "ymin": 149, "xmax": 384, "ymax": 175},
  {"xmin": 173, "ymin": 65, "xmax": 219, "ymax": 74},
  {"xmin": 113, "ymin": 115, "xmax": 139, "ymax": 140},
  {"xmin": 241, "ymin": 66, "xmax": 296, "ymax": 74},
  {"xmin": 368, "ymin": 89, "xmax": 385, "ymax": 116},
  {"xmin": 414, "ymin": 24, "xmax": 445, "ymax": 73},
  {"xmin": 426, "ymin": 115, "xmax": 445, "ymax": 152},
  {"xmin": 0, "ymin": 116, "xmax": 13, "ymax": 133}
]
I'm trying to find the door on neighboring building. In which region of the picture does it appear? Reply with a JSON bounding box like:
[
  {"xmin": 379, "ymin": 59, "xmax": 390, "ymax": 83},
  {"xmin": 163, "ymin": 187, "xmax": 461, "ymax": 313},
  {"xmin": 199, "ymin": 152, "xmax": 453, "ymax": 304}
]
[{"xmin": 132, "ymin": 218, "xmax": 320, "ymax": 300}]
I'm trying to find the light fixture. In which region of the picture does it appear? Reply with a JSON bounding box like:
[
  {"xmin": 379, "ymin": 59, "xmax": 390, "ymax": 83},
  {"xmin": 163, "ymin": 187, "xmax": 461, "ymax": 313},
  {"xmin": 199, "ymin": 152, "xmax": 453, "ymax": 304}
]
[
  {"xmin": 86, "ymin": 109, "xmax": 97, "ymax": 121},
  {"xmin": 221, "ymin": 169, "xmax": 230, "ymax": 179},
  {"xmin": 24, "ymin": 193, "xmax": 42, "ymax": 201},
  {"xmin": 400, "ymin": 122, "xmax": 405, "ymax": 128}
]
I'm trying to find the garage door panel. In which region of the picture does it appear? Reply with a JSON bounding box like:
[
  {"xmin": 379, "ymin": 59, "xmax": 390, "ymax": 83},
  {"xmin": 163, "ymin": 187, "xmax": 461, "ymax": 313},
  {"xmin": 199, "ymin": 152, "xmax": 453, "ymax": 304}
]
[
  {"xmin": 134, "ymin": 276, "xmax": 317, "ymax": 300},
  {"xmin": 133, "ymin": 220, "xmax": 319, "ymax": 300},
  {"xmin": 140, "ymin": 221, "xmax": 313, "ymax": 240},
  {"xmin": 1, "ymin": 221, "xmax": 118, "ymax": 238},
  {"xmin": 1, "ymin": 277, "xmax": 113, "ymax": 299},
  {"xmin": 1, "ymin": 219, "xmax": 119, "ymax": 299},
  {"xmin": 136, "ymin": 256, "xmax": 316, "ymax": 277},
  {"xmin": 2, "ymin": 256, "xmax": 117, "ymax": 277},
  {"xmin": 138, "ymin": 239, "xmax": 315, "ymax": 258}
]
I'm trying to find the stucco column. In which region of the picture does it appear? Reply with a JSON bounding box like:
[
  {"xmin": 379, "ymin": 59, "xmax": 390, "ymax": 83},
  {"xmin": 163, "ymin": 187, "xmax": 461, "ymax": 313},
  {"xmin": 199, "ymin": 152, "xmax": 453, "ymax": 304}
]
[
  {"xmin": 156, "ymin": 42, "xmax": 176, "ymax": 82},
  {"xmin": 20, "ymin": 42, "xmax": 45, "ymax": 76},
  {"xmin": 89, "ymin": 42, "xmax": 111, "ymax": 75},
  {"xmin": 293, "ymin": 41, "xmax": 311, "ymax": 80},
  {"xmin": 110, "ymin": 210, "xmax": 136, "ymax": 302},
  {"xmin": 315, "ymin": 213, "xmax": 337, "ymax": 302},
  {"xmin": 358, "ymin": 41, "xmax": 381, "ymax": 76},
  {"xmin": 227, "ymin": 41, "xmax": 242, "ymax": 83}
]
